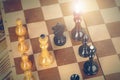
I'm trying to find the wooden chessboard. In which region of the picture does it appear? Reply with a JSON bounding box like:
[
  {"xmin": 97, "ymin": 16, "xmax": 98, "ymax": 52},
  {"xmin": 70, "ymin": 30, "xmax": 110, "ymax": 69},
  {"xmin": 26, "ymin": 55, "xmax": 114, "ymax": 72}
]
[{"xmin": 1, "ymin": 0, "xmax": 120, "ymax": 80}]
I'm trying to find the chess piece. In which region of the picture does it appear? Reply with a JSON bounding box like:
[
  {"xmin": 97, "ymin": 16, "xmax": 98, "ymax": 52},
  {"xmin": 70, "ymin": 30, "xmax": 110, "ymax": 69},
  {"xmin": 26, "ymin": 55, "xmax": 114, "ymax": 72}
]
[
  {"xmin": 24, "ymin": 70, "xmax": 35, "ymax": 80},
  {"xmin": 38, "ymin": 34, "xmax": 54, "ymax": 66},
  {"xmin": 18, "ymin": 36, "xmax": 28, "ymax": 54},
  {"xmin": 79, "ymin": 34, "xmax": 89, "ymax": 57},
  {"xmin": 15, "ymin": 18, "xmax": 26, "ymax": 37},
  {"xmin": 83, "ymin": 45, "xmax": 99, "ymax": 75},
  {"xmin": 21, "ymin": 54, "xmax": 32, "ymax": 71},
  {"xmin": 52, "ymin": 23, "xmax": 66, "ymax": 46},
  {"xmin": 71, "ymin": 12, "xmax": 84, "ymax": 41},
  {"xmin": 70, "ymin": 74, "xmax": 80, "ymax": 80}
]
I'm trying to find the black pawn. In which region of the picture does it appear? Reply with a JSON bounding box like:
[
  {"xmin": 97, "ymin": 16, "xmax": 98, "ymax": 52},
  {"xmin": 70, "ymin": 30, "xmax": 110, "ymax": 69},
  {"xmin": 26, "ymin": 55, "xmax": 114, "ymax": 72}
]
[
  {"xmin": 83, "ymin": 45, "xmax": 99, "ymax": 75},
  {"xmin": 79, "ymin": 34, "xmax": 89, "ymax": 57},
  {"xmin": 71, "ymin": 20, "xmax": 84, "ymax": 41},
  {"xmin": 70, "ymin": 74, "xmax": 80, "ymax": 80},
  {"xmin": 52, "ymin": 23, "xmax": 66, "ymax": 46}
]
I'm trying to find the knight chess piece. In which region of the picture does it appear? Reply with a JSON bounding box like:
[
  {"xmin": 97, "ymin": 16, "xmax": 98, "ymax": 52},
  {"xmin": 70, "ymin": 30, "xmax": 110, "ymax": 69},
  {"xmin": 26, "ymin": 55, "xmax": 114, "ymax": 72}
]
[
  {"xmin": 24, "ymin": 70, "xmax": 35, "ymax": 80},
  {"xmin": 15, "ymin": 18, "xmax": 26, "ymax": 37},
  {"xmin": 52, "ymin": 23, "xmax": 66, "ymax": 46},
  {"xmin": 20, "ymin": 54, "xmax": 32, "ymax": 71},
  {"xmin": 79, "ymin": 34, "xmax": 89, "ymax": 57},
  {"xmin": 38, "ymin": 34, "xmax": 54, "ymax": 66},
  {"xmin": 70, "ymin": 74, "xmax": 80, "ymax": 80},
  {"xmin": 71, "ymin": 12, "xmax": 84, "ymax": 41},
  {"xmin": 83, "ymin": 45, "xmax": 99, "ymax": 75}
]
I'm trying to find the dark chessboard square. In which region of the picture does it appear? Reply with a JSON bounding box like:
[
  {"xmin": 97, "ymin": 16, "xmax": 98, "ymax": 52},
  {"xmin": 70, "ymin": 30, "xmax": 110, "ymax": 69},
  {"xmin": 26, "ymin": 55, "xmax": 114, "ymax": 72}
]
[
  {"xmin": 94, "ymin": 39, "xmax": 116, "ymax": 58},
  {"xmin": 83, "ymin": 11, "xmax": 104, "ymax": 26},
  {"xmin": 96, "ymin": 0, "xmax": 116, "ymax": 9},
  {"xmin": 14, "ymin": 55, "xmax": 37, "ymax": 74},
  {"xmin": 8, "ymin": 25, "xmax": 29, "ymax": 42},
  {"xmin": 3, "ymin": 0, "xmax": 22, "ymax": 13},
  {"xmin": 46, "ymin": 17, "xmax": 66, "ymax": 34},
  {"xmin": 24, "ymin": 7, "xmax": 44, "ymax": 23},
  {"xmin": 38, "ymin": 67, "xmax": 61, "ymax": 80},
  {"xmin": 106, "ymin": 21, "xmax": 120, "ymax": 38},
  {"xmin": 54, "ymin": 47, "xmax": 77, "ymax": 66},
  {"xmin": 60, "ymin": 2, "xmax": 73, "ymax": 16},
  {"xmin": 78, "ymin": 59, "xmax": 103, "ymax": 79},
  {"xmin": 39, "ymin": 0, "xmax": 58, "ymax": 6},
  {"xmin": 105, "ymin": 72, "xmax": 120, "ymax": 80},
  {"xmin": 30, "ymin": 36, "xmax": 52, "ymax": 54}
]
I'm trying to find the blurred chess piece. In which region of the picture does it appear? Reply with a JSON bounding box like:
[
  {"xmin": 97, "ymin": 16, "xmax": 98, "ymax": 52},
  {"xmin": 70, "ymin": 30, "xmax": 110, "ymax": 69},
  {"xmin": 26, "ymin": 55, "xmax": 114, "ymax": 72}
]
[
  {"xmin": 70, "ymin": 74, "xmax": 80, "ymax": 80},
  {"xmin": 15, "ymin": 18, "xmax": 28, "ymax": 53},
  {"xmin": 24, "ymin": 70, "xmax": 35, "ymax": 80},
  {"xmin": 52, "ymin": 23, "xmax": 66, "ymax": 46},
  {"xmin": 83, "ymin": 45, "xmax": 99, "ymax": 75},
  {"xmin": 79, "ymin": 34, "xmax": 89, "ymax": 57},
  {"xmin": 18, "ymin": 36, "xmax": 28, "ymax": 54},
  {"xmin": 38, "ymin": 34, "xmax": 54, "ymax": 66},
  {"xmin": 20, "ymin": 54, "xmax": 32, "ymax": 71},
  {"xmin": 15, "ymin": 18, "xmax": 26, "ymax": 37},
  {"xmin": 71, "ymin": 12, "xmax": 84, "ymax": 41}
]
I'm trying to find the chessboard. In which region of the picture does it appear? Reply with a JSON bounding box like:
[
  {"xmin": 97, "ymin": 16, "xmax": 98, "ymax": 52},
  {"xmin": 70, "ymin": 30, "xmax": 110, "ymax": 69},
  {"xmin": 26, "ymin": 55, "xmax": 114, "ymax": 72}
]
[{"xmin": 1, "ymin": 0, "xmax": 120, "ymax": 80}]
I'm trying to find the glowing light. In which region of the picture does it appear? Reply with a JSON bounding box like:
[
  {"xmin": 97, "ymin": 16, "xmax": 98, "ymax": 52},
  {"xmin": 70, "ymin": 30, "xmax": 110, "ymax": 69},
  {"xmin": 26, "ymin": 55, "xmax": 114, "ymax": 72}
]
[{"xmin": 73, "ymin": 1, "xmax": 85, "ymax": 13}]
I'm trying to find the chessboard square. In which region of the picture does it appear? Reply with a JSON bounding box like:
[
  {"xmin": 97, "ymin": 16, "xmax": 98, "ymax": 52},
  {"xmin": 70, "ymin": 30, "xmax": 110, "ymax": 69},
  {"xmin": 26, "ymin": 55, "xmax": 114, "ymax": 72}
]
[
  {"xmin": 101, "ymin": 7, "xmax": 120, "ymax": 23},
  {"xmin": 42, "ymin": 4, "xmax": 63, "ymax": 20},
  {"xmin": 46, "ymin": 17, "xmax": 65, "ymax": 34},
  {"xmin": 85, "ymin": 76, "xmax": 105, "ymax": 80},
  {"xmin": 11, "ymin": 39, "xmax": 33, "ymax": 58},
  {"xmin": 34, "ymin": 51, "xmax": 57, "ymax": 71},
  {"xmin": 8, "ymin": 25, "xmax": 29, "ymax": 42},
  {"xmin": 14, "ymin": 55, "xmax": 37, "ymax": 74},
  {"xmin": 4, "ymin": 11, "xmax": 26, "ymax": 27},
  {"xmin": 78, "ymin": 59, "xmax": 103, "ymax": 79},
  {"xmin": 81, "ymin": 0, "xmax": 99, "ymax": 12},
  {"xmin": 49, "ymin": 31, "xmax": 72, "ymax": 50},
  {"xmin": 60, "ymin": 1, "xmax": 73, "ymax": 16},
  {"xmin": 21, "ymin": 0, "xmax": 41, "ymax": 10},
  {"xmin": 105, "ymin": 72, "xmax": 120, "ymax": 80},
  {"xmin": 24, "ymin": 7, "xmax": 44, "ymax": 23},
  {"xmin": 27, "ymin": 21, "xmax": 48, "ymax": 39},
  {"xmin": 3, "ymin": 0, "xmax": 22, "ymax": 13},
  {"xmin": 38, "ymin": 67, "xmax": 61, "ymax": 80},
  {"xmin": 54, "ymin": 47, "xmax": 77, "ymax": 66},
  {"xmin": 39, "ymin": 0, "xmax": 58, "ymax": 6},
  {"xmin": 106, "ymin": 21, "xmax": 120, "ymax": 38},
  {"xmin": 96, "ymin": 0, "xmax": 116, "ymax": 9},
  {"xmin": 83, "ymin": 11, "xmax": 104, "ymax": 26},
  {"xmin": 88, "ymin": 24, "xmax": 110, "ymax": 42},
  {"xmin": 94, "ymin": 39, "xmax": 116, "ymax": 58},
  {"xmin": 115, "ymin": 0, "xmax": 120, "ymax": 6},
  {"xmin": 99, "ymin": 55, "xmax": 120, "ymax": 75},
  {"xmin": 30, "ymin": 36, "xmax": 52, "ymax": 54},
  {"xmin": 58, "ymin": 63, "xmax": 83, "ymax": 80},
  {"xmin": 112, "ymin": 37, "xmax": 120, "ymax": 54},
  {"xmin": 64, "ymin": 15, "xmax": 75, "ymax": 31}
]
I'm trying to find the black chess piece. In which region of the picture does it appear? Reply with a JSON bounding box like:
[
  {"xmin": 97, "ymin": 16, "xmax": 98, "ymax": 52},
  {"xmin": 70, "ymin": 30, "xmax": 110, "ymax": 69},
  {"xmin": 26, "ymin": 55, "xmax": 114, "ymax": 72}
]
[
  {"xmin": 71, "ymin": 13, "xmax": 84, "ymax": 41},
  {"xmin": 70, "ymin": 74, "xmax": 80, "ymax": 80},
  {"xmin": 79, "ymin": 34, "xmax": 89, "ymax": 57},
  {"xmin": 52, "ymin": 23, "xmax": 66, "ymax": 46},
  {"xmin": 83, "ymin": 45, "xmax": 99, "ymax": 75}
]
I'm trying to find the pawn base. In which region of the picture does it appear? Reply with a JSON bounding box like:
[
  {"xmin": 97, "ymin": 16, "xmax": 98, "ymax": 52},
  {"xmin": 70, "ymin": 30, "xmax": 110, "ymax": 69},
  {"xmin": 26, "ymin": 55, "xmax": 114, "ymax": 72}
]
[
  {"xmin": 83, "ymin": 60, "xmax": 99, "ymax": 76},
  {"xmin": 54, "ymin": 36, "xmax": 66, "ymax": 46}
]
